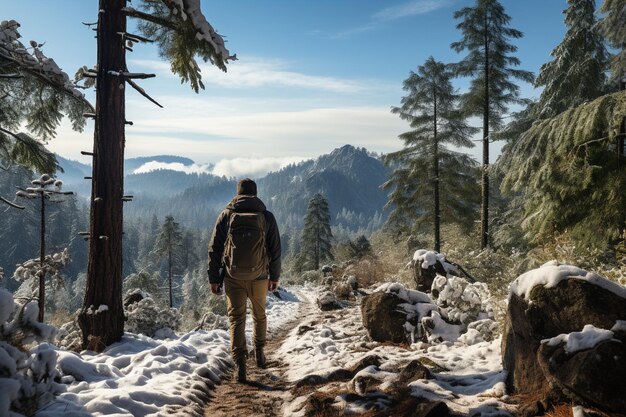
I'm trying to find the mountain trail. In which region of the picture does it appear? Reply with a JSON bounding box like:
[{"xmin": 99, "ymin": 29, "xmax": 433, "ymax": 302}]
[{"xmin": 203, "ymin": 296, "xmax": 317, "ymax": 417}]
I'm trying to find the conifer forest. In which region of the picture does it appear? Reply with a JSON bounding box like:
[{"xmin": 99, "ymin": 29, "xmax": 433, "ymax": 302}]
[{"xmin": 0, "ymin": 1, "xmax": 625, "ymax": 416}]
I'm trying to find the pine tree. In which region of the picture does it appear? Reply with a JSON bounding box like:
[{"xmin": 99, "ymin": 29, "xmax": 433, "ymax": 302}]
[
  {"xmin": 77, "ymin": 0, "xmax": 234, "ymax": 350},
  {"xmin": 451, "ymin": 0, "xmax": 534, "ymax": 249},
  {"xmin": 599, "ymin": 0, "xmax": 626, "ymax": 91},
  {"xmin": 599, "ymin": 0, "xmax": 626, "ymax": 157},
  {"xmin": 0, "ymin": 20, "xmax": 90, "ymax": 207},
  {"xmin": 300, "ymin": 193, "xmax": 333, "ymax": 270},
  {"xmin": 348, "ymin": 235, "xmax": 372, "ymax": 259},
  {"xmin": 535, "ymin": 0, "xmax": 608, "ymax": 119},
  {"xmin": 384, "ymin": 57, "xmax": 479, "ymax": 251},
  {"xmin": 152, "ymin": 215, "xmax": 183, "ymax": 308},
  {"xmin": 500, "ymin": 91, "xmax": 626, "ymax": 247}
]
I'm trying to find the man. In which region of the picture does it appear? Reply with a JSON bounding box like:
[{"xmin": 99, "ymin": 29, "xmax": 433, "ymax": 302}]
[{"xmin": 208, "ymin": 178, "xmax": 281, "ymax": 382}]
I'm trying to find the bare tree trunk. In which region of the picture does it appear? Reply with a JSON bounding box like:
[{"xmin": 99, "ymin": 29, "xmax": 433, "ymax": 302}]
[
  {"xmin": 79, "ymin": 0, "xmax": 127, "ymax": 351},
  {"xmin": 433, "ymin": 92, "xmax": 440, "ymax": 253},
  {"xmin": 481, "ymin": 18, "xmax": 490, "ymax": 250},
  {"xmin": 168, "ymin": 249, "xmax": 173, "ymax": 308},
  {"xmin": 38, "ymin": 193, "xmax": 45, "ymax": 322},
  {"xmin": 315, "ymin": 220, "xmax": 320, "ymax": 270}
]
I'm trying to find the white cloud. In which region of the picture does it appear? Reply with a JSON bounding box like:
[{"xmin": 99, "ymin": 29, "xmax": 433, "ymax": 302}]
[
  {"xmin": 130, "ymin": 57, "xmax": 369, "ymax": 93},
  {"xmin": 128, "ymin": 104, "xmax": 407, "ymax": 159},
  {"xmin": 211, "ymin": 156, "xmax": 309, "ymax": 179},
  {"xmin": 133, "ymin": 161, "xmax": 212, "ymax": 175},
  {"xmin": 333, "ymin": 0, "xmax": 455, "ymax": 39},
  {"xmin": 373, "ymin": 0, "xmax": 454, "ymax": 21}
]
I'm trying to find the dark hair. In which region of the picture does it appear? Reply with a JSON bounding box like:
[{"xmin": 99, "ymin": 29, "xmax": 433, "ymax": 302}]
[{"xmin": 237, "ymin": 178, "xmax": 257, "ymax": 196}]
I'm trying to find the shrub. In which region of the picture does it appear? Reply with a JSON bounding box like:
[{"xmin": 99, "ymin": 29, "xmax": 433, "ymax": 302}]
[
  {"xmin": 125, "ymin": 294, "xmax": 182, "ymax": 338},
  {"xmin": 0, "ymin": 289, "xmax": 63, "ymax": 416}
]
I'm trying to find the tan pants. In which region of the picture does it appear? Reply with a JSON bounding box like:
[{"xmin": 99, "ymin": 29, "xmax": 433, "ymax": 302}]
[{"xmin": 224, "ymin": 277, "xmax": 268, "ymax": 362}]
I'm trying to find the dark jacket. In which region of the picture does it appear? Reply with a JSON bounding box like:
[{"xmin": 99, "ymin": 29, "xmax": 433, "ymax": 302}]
[{"xmin": 208, "ymin": 195, "xmax": 281, "ymax": 284}]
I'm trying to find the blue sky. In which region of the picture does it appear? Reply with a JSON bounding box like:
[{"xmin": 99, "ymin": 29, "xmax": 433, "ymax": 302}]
[{"xmin": 2, "ymin": 0, "xmax": 569, "ymax": 177}]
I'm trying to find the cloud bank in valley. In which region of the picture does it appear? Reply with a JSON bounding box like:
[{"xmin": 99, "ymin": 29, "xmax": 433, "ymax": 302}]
[
  {"xmin": 211, "ymin": 156, "xmax": 308, "ymax": 179},
  {"xmin": 133, "ymin": 161, "xmax": 212, "ymax": 175},
  {"xmin": 132, "ymin": 156, "xmax": 309, "ymax": 179}
]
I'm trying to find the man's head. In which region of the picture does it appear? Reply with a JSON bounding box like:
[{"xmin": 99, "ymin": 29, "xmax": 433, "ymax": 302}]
[{"xmin": 237, "ymin": 178, "xmax": 257, "ymax": 196}]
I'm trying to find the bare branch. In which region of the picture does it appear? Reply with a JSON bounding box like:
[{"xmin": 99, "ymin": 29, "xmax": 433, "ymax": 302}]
[
  {"xmin": 126, "ymin": 78, "xmax": 163, "ymax": 108},
  {"xmin": 124, "ymin": 32, "xmax": 155, "ymax": 44},
  {"xmin": 121, "ymin": 72, "xmax": 156, "ymax": 79},
  {"xmin": 0, "ymin": 196, "xmax": 25, "ymax": 209},
  {"xmin": 121, "ymin": 7, "xmax": 177, "ymax": 31}
]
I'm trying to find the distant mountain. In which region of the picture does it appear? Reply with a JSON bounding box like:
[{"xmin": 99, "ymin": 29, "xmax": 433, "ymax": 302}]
[
  {"xmin": 55, "ymin": 155, "xmax": 91, "ymax": 186},
  {"xmin": 55, "ymin": 145, "xmax": 390, "ymax": 237},
  {"xmin": 123, "ymin": 145, "xmax": 389, "ymax": 238},
  {"xmin": 55, "ymin": 154, "xmax": 213, "ymax": 197},
  {"xmin": 259, "ymin": 145, "xmax": 389, "ymax": 234}
]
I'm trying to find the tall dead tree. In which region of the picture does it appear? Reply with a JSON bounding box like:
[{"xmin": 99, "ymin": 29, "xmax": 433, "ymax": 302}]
[{"xmin": 77, "ymin": 0, "xmax": 234, "ymax": 350}]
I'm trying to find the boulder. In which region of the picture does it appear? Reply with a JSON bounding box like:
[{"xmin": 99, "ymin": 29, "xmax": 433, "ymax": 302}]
[
  {"xmin": 361, "ymin": 291, "xmax": 408, "ymax": 344},
  {"xmin": 413, "ymin": 260, "xmax": 447, "ymax": 293},
  {"xmin": 316, "ymin": 291, "xmax": 342, "ymax": 311},
  {"xmin": 412, "ymin": 249, "xmax": 451, "ymax": 293},
  {"xmin": 537, "ymin": 329, "xmax": 626, "ymax": 414},
  {"xmin": 396, "ymin": 359, "xmax": 432, "ymax": 384},
  {"xmin": 347, "ymin": 354, "xmax": 383, "ymax": 374},
  {"xmin": 502, "ymin": 267, "xmax": 626, "ymax": 414}
]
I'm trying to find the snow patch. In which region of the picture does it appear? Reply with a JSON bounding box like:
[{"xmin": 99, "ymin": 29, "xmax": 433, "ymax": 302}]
[
  {"xmin": 542, "ymin": 324, "xmax": 616, "ymax": 354},
  {"xmin": 509, "ymin": 261, "xmax": 626, "ymax": 300}
]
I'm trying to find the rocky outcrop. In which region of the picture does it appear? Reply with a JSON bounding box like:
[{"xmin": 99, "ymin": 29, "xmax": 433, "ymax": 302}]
[
  {"xmin": 361, "ymin": 291, "xmax": 409, "ymax": 344},
  {"xmin": 502, "ymin": 263, "xmax": 626, "ymax": 415}
]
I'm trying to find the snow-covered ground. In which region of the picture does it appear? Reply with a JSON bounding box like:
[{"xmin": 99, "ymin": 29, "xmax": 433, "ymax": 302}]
[
  {"xmin": 278, "ymin": 283, "xmax": 512, "ymax": 416},
  {"xmin": 7, "ymin": 277, "xmax": 510, "ymax": 416},
  {"xmin": 33, "ymin": 288, "xmax": 302, "ymax": 417}
]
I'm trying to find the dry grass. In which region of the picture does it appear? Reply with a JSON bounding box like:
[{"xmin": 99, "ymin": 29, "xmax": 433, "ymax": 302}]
[
  {"xmin": 544, "ymin": 404, "xmax": 573, "ymax": 417},
  {"xmin": 47, "ymin": 309, "xmax": 74, "ymax": 328}
]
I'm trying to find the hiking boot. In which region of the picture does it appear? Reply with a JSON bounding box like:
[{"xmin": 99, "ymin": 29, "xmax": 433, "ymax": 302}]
[
  {"xmin": 255, "ymin": 347, "xmax": 266, "ymax": 369},
  {"xmin": 234, "ymin": 358, "xmax": 246, "ymax": 382}
]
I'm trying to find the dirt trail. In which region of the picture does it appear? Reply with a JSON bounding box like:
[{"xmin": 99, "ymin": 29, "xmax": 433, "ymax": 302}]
[{"xmin": 203, "ymin": 298, "xmax": 315, "ymax": 417}]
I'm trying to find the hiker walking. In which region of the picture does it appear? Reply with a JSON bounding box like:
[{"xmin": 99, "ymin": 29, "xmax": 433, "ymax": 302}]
[{"xmin": 208, "ymin": 178, "xmax": 281, "ymax": 382}]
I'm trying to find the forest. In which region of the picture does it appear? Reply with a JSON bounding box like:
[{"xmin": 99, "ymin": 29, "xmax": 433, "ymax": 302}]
[{"xmin": 0, "ymin": 0, "xmax": 625, "ymax": 416}]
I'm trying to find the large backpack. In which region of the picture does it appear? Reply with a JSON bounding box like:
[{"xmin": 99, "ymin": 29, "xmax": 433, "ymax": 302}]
[{"xmin": 223, "ymin": 211, "xmax": 268, "ymax": 280}]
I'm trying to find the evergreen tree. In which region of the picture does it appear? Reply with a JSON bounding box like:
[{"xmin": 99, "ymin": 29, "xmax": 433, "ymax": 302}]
[
  {"xmin": 599, "ymin": 0, "xmax": 626, "ymax": 91},
  {"xmin": 78, "ymin": 0, "xmax": 234, "ymax": 350},
  {"xmin": 348, "ymin": 235, "xmax": 373, "ymax": 259},
  {"xmin": 451, "ymin": 0, "xmax": 534, "ymax": 248},
  {"xmin": 182, "ymin": 267, "xmax": 208, "ymax": 320},
  {"xmin": 152, "ymin": 215, "xmax": 183, "ymax": 308},
  {"xmin": 180, "ymin": 229, "xmax": 201, "ymax": 273},
  {"xmin": 122, "ymin": 223, "xmax": 139, "ymax": 278},
  {"xmin": 300, "ymin": 193, "xmax": 334, "ymax": 270},
  {"xmin": 0, "ymin": 20, "xmax": 89, "ymax": 205},
  {"xmin": 500, "ymin": 92, "xmax": 626, "ymax": 247},
  {"xmin": 599, "ymin": 0, "xmax": 626, "ymax": 157},
  {"xmin": 123, "ymin": 271, "xmax": 164, "ymax": 304},
  {"xmin": 384, "ymin": 57, "xmax": 479, "ymax": 251},
  {"xmin": 535, "ymin": 0, "xmax": 608, "ymax": 119}
]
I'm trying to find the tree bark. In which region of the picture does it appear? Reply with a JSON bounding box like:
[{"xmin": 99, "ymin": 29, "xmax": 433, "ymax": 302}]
[
  {"xmin": 168, "ymin": 249, "xmax": 173, "ymax": 308},
  {"xmin": 38, "ymin": 193, "xmax": 45, "ymax": 323},
  {"xmin": 315, "ymin": 218, "xmax": 320, "ymax": 271},
  {"xmin": 433, "ymin": 90, "xmax": 440, "ymax": 253},
  {"xmin": 481, "ymin": 15, "xmax": 490, "ymax": 250},
  {"xmin": 79, "ymin": 0, "xmax": 127, "ymax": 351}
]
